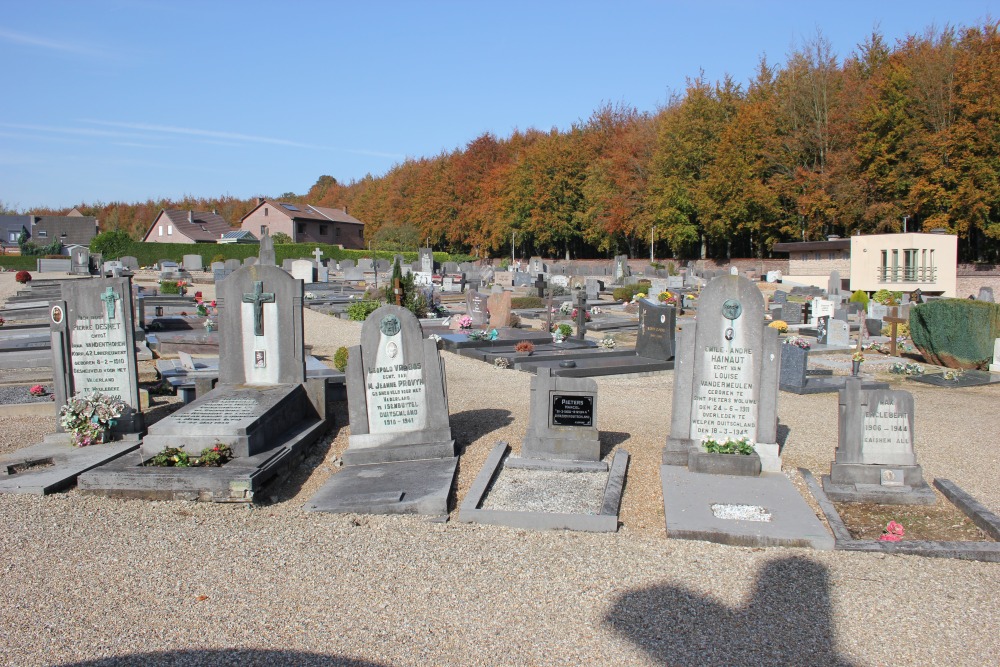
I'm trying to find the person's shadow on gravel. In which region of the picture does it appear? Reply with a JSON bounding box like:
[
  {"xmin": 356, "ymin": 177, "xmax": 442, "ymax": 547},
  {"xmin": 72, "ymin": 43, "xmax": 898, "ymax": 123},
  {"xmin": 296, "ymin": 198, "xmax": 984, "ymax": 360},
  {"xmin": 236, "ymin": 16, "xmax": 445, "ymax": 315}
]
[
  {"xmin": 450, "ymin": 408, "xmax": 514, "ymax": 453},
  {"xmin": 605, "ymin": 556, "xmax": 856, "ymax": 666},
  {"xmin": 59, "ymin": 649, "xmax": 388, "ymax": 667}
]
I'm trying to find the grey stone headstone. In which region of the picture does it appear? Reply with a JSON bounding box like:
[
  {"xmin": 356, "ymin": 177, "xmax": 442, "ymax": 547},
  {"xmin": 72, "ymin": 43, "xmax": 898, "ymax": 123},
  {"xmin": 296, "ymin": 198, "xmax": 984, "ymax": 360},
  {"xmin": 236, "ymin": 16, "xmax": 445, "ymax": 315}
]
[
  {"xmin": 529, "ymin": 257, "xmax": 546, "ymax": 276},
  {"xmin": 781, "ymin": 302, "xmax": 803, "ymax": 325},
  {"xmin": 345, "ymin": 267, "xmax": 364, "ymax": 281},
  {"xmin": 521, "ymin": 368, "xmax": 600, "ymax": 463},
  {"xmin": 376, "ymin": 259, "xmax": 391, "ymax": 272},
  {"xmin": 183, "ymin": 254, "xmax": 203, "ymax": 271},
  {"xmin": 834, "ymin": 308, "xmax": 849, "ymax": 322},
  {"xmin": 779, "ymin": 343, "xmax": 808, "ymax": 388},
  {"xmin": 978, "ymin": 287, "xmax": 995, "ymax": 303},
  {"xmin": 837, "ymin": 383, "xmax": 915, "ymax": 465},
  {"xmin": 343, "ymin": 304, "xmax": 455, "ymax": 464},
  {"xmin": 418, "ymin": 248, "xmax": 434, "ymax": 274},
  {"xmin": 281, "ymin": 258, "xmax": 295, "ymax": 271},
  {"xmin": 258, "ymin": 231, "xmax": 276, "ymax": 266},
  {"xmin": 811, "ymin": 298, "xmax": 835, "ymax": 326},
  {"xmin": 225, "ymin": 259, "xmax": 242, "ymax": 273},
  {"xmin": 635, "ymin": 300, "xmax": 676, "ymax": 361},
  {"xmin": 772, "ymin": 290, "xmax": 788, "ymax": 304},
  {"xmin": 442, "ymin": 262, "xmax": 459, "ymax": 274},
  {"xmin": 866, "ymin": 318, "xmax": 882, "ymax": 335},
  {"xmin": 585, "ymin": 278, "xmax": 602, "ymax": 300},
  {"xmin": 119, "ymin": 256, "xmax": 139, "ymax": 270},
  {"xmin": 492, "ymin": 271, "xmax": 513, "ymax": 287},
  {"xmin": 290, "ymin": 259, "xmax": 315, "ymax": 283},
  {"xmin": 550, "ymin": 275, "xmax": 569, "ymax": 288},
  {"xmin": 869, "ymin": 303, "xmax": 888, "ymax": 321},
  {"xmin": 218, "ymin": 261, "xmax": 305, "ymax": 386},
  {"xmin": 664, "ymin": 275, "xmax": 782, "ymax": 472},
  {"xmin": 827, "ymin": 319, "xmax": 850, "ymax": 347},
  {"xmin": 827, "ymin": 270, "xmax": 841, "ymax": 296},
  {"xmin": 465, "ymin": 290, "xmax": 489, "ymax": 327},
  {"xmin": 667, "ymin": 276, "xmax": 684, "ymax": 290},
  {"xmin": 613, "ymin": 255, "xmax": 628, "ymax": 284},
  {"xmin": 50, "ymin": 277, "xmax": 143, "ymax": 438},
  {"xmin": 358, "ymin": 259, "xmax": 375, "ymax": 272},
  {"xmin": 211, "ymin": 262, "xmax": 225, "ymax": 272},
  {"xmin": 316, "ymin": 266, "xmax": 329, "ymax": 283},
  {"xmin": 340, "ymin": 259, "xmax": 356, "ymax": 270}
]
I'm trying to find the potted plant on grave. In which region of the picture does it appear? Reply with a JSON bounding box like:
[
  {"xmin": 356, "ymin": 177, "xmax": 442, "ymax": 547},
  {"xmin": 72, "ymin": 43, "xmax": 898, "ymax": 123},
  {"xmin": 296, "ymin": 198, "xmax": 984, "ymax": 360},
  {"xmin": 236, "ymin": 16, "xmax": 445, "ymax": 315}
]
[
  {"xmin": 15, "ymin": 270, "xmax": 32, "ymax": 285},
  {"xmin": 204, "ymin": 318, "xmax": 217, "ymax": 332},
  {"xmin": 514, "ymin": 340, "xmax": 535, "ymax": 356},
  {"xmin": 457, "ymin": 315, "xmax": 473, "ymax": 330},
  {"xmin": 58, "ymin": 391, "xmax": 126, "ymax": 447},
  {"xmin": 851, "ymin": 351, "xmax": 865, "ymax": 376},
  {"xmin": 690, "ymin": 436, "xmax": 762, "ymax": 477}
]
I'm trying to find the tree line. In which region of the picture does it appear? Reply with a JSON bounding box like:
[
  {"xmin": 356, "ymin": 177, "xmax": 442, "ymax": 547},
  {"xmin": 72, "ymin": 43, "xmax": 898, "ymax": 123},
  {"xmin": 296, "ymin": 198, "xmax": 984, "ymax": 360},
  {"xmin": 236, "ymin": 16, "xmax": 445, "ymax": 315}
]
[{"xmin": 31, "ymin": 22, "xmax": 1000, "ymax": 263}]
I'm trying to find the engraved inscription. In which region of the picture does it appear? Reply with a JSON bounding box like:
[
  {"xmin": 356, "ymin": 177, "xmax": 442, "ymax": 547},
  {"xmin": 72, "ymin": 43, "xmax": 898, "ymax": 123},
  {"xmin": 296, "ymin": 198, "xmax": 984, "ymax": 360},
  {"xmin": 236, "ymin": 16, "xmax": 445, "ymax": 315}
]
[
  {"xmin": 692, "ymin": 345, "xmax": 758, "ymax": 441},
  {"xmin": 173, "ymin": 398, "xmax": 260, "ymax": 425},
  {"xmin": 70, "ymin": 301, "xmax": 132, "ymax": 403}
]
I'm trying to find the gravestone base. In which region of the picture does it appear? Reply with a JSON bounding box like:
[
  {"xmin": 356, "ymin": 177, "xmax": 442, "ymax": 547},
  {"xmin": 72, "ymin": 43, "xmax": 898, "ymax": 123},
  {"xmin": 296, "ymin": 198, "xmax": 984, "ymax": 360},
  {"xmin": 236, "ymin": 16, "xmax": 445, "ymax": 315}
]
[
  {"xmin": 660, "ymin": 466, "xmax": 834, "ymax": 549},
  {"xmin": 140, "ymin": 384, "xmax": 313, "ymax": 459},
  {"xmin": 688, "ymin": 450, "xmax": 761, "ymax": 477},
  {"xmin": 341, "ymin": 433, "xmax": 456, "ymax": 466},
  {"xmin": 663, "ymin": 438, "xmax": 781, "ymax": 473},
  {"xmin": 0, "ymin": 439, "xmax": 139, "ymax": 495},
  {"xmin": 822, "ymin": 463, "xmax": 936, "ymax": 505},
  {"xmin": 78, "ymin": 414, "xmax": 326, "ymax": 502},
  {"xmin": 521, "ymin": 433, "xmax": 602, "ymax": 466},
  {"xmin": 504, "ymin": 456, "xmax": 607, "ymax": 473},
  {"xmin": 306, "ymin": 457, "xmax": 458, "ymax": 516}
]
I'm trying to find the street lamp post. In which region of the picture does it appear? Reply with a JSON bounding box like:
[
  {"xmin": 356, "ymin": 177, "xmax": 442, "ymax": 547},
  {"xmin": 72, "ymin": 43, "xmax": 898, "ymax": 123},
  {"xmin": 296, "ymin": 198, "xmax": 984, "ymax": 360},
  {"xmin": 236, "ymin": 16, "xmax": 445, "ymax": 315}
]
[{"xmin": 650, "ymin": 225, "xmax": 656, "ymax": 263}]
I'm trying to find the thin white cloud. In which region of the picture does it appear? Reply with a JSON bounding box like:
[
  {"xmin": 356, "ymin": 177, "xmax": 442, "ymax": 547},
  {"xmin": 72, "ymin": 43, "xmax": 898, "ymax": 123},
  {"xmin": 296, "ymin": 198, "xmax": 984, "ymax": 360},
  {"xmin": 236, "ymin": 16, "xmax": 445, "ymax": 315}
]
[
  {"xmin": 0, "ymin": 122, "xmax": 136, "ymax": 139},
  {"xmin": 83, "ymin": 119, "xmax": 319, "ymax": 149},
  {"xmin": 114, "ymin": 142, "xmax": 170, "ymax": 149},
  {"xmin": 0, "ymin": 28, "xmax": 102, "ymax": 57}
]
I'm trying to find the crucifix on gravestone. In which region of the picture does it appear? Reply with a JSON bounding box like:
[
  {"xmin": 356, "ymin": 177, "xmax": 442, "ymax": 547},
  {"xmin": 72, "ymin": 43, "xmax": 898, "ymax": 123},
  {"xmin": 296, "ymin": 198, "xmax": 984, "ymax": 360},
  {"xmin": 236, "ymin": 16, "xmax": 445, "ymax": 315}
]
[
  {"xmin": 574, "ymin": 289, "xmax": 588, "ymax": 340},
  {"xmin": 884, "ymin": 307, "xmax": 908, "ymax": 357},
  {"xmin": 312, "ymin": 247, "xmax": 324, "ymax": 266},
  {"xmin": 242, "ymin": 280, "xmax": 275, "ymax": 336},
  {"xmin": 534, "ymin": 273, "xmax": 547, "ymax": 299},
  {"xmin": 99, "ymin": 286, "xmax": 120, "ymax": 319}
]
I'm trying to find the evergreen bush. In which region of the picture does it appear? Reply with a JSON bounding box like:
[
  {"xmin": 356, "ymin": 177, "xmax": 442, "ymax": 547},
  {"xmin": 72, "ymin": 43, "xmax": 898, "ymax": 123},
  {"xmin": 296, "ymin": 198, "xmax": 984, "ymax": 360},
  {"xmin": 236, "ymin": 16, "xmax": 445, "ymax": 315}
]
[{"xmin": 849, "ymin": 290, "xmax": 869, "ymax": 309}]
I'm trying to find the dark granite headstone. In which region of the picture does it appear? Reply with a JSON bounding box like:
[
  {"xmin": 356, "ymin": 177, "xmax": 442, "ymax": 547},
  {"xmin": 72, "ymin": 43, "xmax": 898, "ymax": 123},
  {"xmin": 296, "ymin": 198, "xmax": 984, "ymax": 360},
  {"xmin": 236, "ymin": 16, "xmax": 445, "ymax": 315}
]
[{"xmin": 635, "ymin": 300, "xmax": 676, "ymax": 361}]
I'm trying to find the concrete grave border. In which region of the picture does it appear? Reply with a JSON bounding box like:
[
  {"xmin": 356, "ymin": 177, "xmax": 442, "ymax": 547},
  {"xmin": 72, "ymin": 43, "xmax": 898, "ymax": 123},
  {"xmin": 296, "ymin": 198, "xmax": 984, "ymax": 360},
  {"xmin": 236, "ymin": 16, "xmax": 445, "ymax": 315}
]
[
  {"xmin": 458, "ymin": 442, "xmax": 628, "ymax": 533},
  {"xmin": 801, "ymin": 469, "xmax": 1000, "ymax": 562}
]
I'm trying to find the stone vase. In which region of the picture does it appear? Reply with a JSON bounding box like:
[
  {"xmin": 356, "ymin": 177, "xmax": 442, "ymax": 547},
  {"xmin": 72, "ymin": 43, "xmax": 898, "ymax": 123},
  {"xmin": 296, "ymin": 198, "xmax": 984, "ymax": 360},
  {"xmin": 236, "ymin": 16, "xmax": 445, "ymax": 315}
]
[{"xmin": 851, "ymin": 360, "xmax": 862, "ymax": 376}]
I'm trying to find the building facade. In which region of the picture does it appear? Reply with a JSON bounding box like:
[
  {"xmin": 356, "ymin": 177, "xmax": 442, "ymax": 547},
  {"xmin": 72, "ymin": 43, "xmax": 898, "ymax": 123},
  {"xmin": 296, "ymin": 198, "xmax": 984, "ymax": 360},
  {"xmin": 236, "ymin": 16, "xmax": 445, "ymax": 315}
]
[{"xmin": 239, "ymin": 200, "xmax": 365, "ymax": 249}]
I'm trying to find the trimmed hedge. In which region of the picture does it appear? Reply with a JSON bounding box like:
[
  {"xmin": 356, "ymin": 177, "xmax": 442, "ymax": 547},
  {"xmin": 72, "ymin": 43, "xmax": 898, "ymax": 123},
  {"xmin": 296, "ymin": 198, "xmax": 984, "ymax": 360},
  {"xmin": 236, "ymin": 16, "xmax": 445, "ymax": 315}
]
[
  {"xmin": 909, "ymin": 298, "xmax": 1000, "ymax": 369},
  {"xmin": 0, "ymin": 256, "xmax": 41, "ymax": 271},
  {"xmin": 79, "ymin": 240, "xmax": 469, "ymax": 268},
  {"xmin": 511, "ymin": 296, "xmax": 544, "ymax": 309}
]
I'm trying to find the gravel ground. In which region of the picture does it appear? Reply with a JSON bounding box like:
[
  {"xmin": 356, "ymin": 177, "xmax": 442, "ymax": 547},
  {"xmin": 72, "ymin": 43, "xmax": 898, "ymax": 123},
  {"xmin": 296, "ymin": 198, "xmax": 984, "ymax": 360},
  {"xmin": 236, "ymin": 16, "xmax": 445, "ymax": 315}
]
[
  {"xmin": 1, "ymin": 272, "xmax": 999, "ymax": 666},
  {"xmin": 480, "ymin": 466, "xmax": 609, "ymax": 514}
]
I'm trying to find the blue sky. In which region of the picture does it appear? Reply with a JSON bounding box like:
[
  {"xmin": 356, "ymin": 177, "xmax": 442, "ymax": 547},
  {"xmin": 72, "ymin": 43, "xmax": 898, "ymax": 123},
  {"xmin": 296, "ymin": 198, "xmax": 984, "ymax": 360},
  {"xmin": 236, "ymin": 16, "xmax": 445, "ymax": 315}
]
[{"xmin": 2, "ymin": 0, "xmax": 997, "ymax": 210}]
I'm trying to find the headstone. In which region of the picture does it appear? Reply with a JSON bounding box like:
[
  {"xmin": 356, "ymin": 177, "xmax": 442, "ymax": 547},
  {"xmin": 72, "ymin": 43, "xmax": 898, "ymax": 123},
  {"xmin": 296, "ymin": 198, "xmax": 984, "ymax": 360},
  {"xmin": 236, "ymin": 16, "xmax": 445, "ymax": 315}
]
[
  {"xmin": 487, "ymin": 291, "xmax": 512, "ymax": 330},
  {"xmin": 281, "ymin": 258, "xmax": 295, "ymax": 272},
  {"xmin": 442, "ymin": 276, "xmax": 454, "ymax": 292},
  {"xmin": 70, "ymin": 247, "xmax": 91, "ymax": 275},
  {"xmin": 345, "ymin": 267, "xmax": 364, "ymax": 281},
  {"xmin": 442, "ymin": 262, "xmax": 459, "ymax": 274},
  {"xmin": 822, "ymin": 380, "xmax": 934, "ymax": 504},
  {"xmin": 772, "ymin": 290, "xmax": 788, "ymax": 304},
  {"xmin": 183, "ymin": 254, "xmax": 203, "ymax": 272},
  {"xmin": 520, "ymin": 368, "xmax": 600, "ymax": 464},
  {"xmin": 534, "ymin": 274, "xmax": 547, "ymax": 299},
  {"xmin": 316, "ymin": 265, "xmax": 329, "ymax": 283},
  {"xmin": 816, "ymin": 316, "xmax": 830, "ymax": 345},
  {"xmin": 613, "ymin": 255, "xmax": 628, "ymax": 284},
  {"xmin": 664, "ymin": 275, "xmax": 782, "ymax": 472},
  {"xmin": 781, "ymin": 302, "xmax": 803, "ymax": 325},
  {"xmin": 729, "ymin": 267, "xmax": 739, "ymax": 276},
  {"xmin": 224, "ymin": 259, "xmax": 242, "ymax": 273},
  {"xmin": 493, "ymin": 270, "xmax": 513, "ymax": 287},
  {"xmin": 376, "ymin": 259, "xmax": 391, "ymax": 272},
  {"xmin": 358, "ymin": 259, "xmax": 375, "ymax": 272},
  {"xmin": 465, "ymin": 290, "xmax": 489, "ymax": 327},
  {"xmin": 50, "ymin": 278, "xmax": 144, "ymax": 438},
  {"xmin": 834, "ymin": 307, "xmax": 849, "ymax": 322},
  {"xmin": 211, "ymin": 262, "xmax": 225, "ymax": 273},
  {"xmin": 550, "ymin": 275, "xmax": 569, "ymax": 288},
  {"xmin": 667, "ymin": 276, "xmax": 683, "ymax": 290},
  {"xmin": 869, "ymin": 302, "xmax": 888, "ymax": 321},
  {"xmin": 779, "ymin": 343, "xmax": 809, "ymax": 389},
  {"xmin": 418, "ymin": 248, "xmax": 434, "ymax": 274},
  {"xmin": 827, "ymin": 270, "xmax": 841, "ymax": 297},
  {"xmin": 258, "ymin": 233, "xmax": 275, "ymax": 267},
  {"xmin": 978, "ymin": 286, "xmax": 995, "ymax": 303},
  {"xmin": 413, "ymin": 271, "xmax": 433, "ymax": 286},
  {"xmin": 291, "ymin": 259, "xmax": 315, "ymax": 283},
  {"xmin": 585, "ymin": 278, "xmax": 602, "ymax": 300},
  {"xmin": 529, "ymin": 257, "xmax": 546, "ymax": 276},
  {"xmin": 120, "ymin": 256, "xmax": 139, "ymax": 271},
  {"xmin": 810, "ymin": 298, "xmax": 835, "ymax": 326},
  {"xmin": 312, "ymin": 247, "xmax": 324, "ymax": 266},
  {"xmin": 635, "ymin": 300, "xmax": 676, "ymax": 361},
  {"xmin": 765, "ymin": 270, "xmax": 781, "ymax": 283},
  {"xmin": 991, "ymin": 338, "xmax": 1000, "ymax": 372},
  {"xmin": 826, "ymin": 319, "xmax": 850, "ymax": 347},
  {"xmin": 340, "ymin": 259, "xmax": 356, "ymax": 270}
]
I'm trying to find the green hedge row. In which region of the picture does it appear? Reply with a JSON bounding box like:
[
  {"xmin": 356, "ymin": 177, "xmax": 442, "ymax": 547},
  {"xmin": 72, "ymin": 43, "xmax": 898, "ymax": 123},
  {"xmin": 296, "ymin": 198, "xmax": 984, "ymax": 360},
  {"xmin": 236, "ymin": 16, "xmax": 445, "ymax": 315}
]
[
  {"xmin": 0, "ymin": 256, "xmax": 43, "ymax": 271},
  {"xmin": 909, "ymin": 298, "xmax": 1000, "ymax": 369}
]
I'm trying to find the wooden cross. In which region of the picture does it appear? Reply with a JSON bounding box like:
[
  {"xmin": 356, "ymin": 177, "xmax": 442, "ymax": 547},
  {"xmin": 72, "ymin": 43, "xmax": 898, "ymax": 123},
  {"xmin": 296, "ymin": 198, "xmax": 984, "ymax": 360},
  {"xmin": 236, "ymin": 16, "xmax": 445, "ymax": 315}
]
[
  {"xmin": 884, "ymin": 307, "xmax": 908, "ymax": 357},
  {"xmin": 99, "ymin": 286, "xmax": 119, "ymax": 320},
  {"xmin": 242, "ymin": 280, "xmax": 275, "ymax": 337},
  {"xmin": 575, "ymin": 289, "xmax": 588, "ymax": 340},
  {"xmin": 534, "ymin": 274, "xmax": 547, "ymax": 299}
]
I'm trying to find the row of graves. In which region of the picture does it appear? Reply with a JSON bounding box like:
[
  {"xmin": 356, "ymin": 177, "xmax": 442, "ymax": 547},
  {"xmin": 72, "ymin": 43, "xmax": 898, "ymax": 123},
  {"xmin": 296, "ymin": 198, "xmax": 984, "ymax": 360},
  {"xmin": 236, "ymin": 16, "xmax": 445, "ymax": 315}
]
[{"xmin": 0, "ymin": 255, "xmax": 997, "ymax": 559}]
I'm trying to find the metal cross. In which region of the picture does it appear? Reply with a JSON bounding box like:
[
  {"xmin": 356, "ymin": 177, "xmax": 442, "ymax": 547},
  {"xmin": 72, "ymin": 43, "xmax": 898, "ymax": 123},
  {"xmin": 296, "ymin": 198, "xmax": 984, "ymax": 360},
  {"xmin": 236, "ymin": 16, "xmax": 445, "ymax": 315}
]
[
  {"xmin": 534, "ymin": 274, "xmax": 547, "ymax": 299},
  {"xmin": 99, "ymin": 286, "xmax": 119, "ymax": 320},
  {"xmin": 242, "ymin": 280, "xmax": 275, "ymax": 336}
]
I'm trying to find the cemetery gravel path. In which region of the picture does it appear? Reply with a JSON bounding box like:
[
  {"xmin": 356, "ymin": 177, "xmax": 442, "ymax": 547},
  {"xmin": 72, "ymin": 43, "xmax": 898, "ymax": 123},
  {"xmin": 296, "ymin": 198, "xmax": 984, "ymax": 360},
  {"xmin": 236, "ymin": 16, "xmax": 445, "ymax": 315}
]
[{"xmin": 0, "ymin": 274, "xmax": 998, "ymax": 666}]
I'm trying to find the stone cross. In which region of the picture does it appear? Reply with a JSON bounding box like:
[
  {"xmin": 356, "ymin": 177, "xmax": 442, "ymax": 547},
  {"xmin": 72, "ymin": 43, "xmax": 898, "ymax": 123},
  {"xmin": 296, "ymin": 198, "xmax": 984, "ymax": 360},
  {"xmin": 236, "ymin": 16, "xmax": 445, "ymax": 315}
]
[
  {"xmin": 242, "ymin": 280, "xmax": 275, "ymax": 337},
  {"xmin": 534, "ymin": 274, "xmax": 547, "ymax": 299},
  {"xmin": 884, "ymin": 307, "xmax": 908, "ymax": 357},
  {"xmin": 312, "ymin": 247, "xmax": 324, "ymax": 266},
  {"xmin": 574, "ymin": 289, "xmax": 588, "ymax": 340},
  {"xmin": 100, "ymin": 286, "xmax": 120, "ymax": 319}
]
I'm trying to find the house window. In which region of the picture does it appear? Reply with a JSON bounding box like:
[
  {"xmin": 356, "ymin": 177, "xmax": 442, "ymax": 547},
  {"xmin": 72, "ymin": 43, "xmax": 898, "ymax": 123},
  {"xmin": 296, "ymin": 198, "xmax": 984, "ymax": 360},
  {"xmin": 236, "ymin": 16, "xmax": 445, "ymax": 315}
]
[
  {"xmin": 297, "ymin": 223, "xmax": 305, "ymax": 235},
  {"xmin": 320, "ymin": 224, "xmax": 328, "ymax": 236},
  {"xmin": 335, "ymin": 227, "xmax": 341, "ymax": 238},
  {"xmin": 158, "ymin": 225, "xmax": 163, "ymax": 237},
  {"xmin": 167, "ymin": 225, "xmax": 173, "ymax": 235},
  {"xmin": 264, "ymin": 208, "xmax": 268, "ymax": 217},
  {"xmin": 358, "ymin": 229, "xmax": 362, "ymax": 239},
  {"xmin": 260, "ymin": 225, "xmax": 268, "ymax": 236},
  {"xmin": 38, "ymin": 230, "xmax": 48, "ymax": 238}
]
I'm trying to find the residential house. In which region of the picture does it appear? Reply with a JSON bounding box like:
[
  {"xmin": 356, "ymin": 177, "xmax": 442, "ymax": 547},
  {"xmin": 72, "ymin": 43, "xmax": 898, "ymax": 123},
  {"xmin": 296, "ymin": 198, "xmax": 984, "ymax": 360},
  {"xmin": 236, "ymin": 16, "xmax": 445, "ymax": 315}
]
[
  {"xmin": 142, "ymin": 209, "xmax": 236, "ymax": 243},
  {"xmin": 0, "ymin": 214, "xmax": 98, "ymax": 253},
  {"xmin": 772, "ymin": 230, "xmax": 958, "ymax": 296},
  {"xmin": 240, "ymin": 199, "xmax": 365, "ymax": 249}
]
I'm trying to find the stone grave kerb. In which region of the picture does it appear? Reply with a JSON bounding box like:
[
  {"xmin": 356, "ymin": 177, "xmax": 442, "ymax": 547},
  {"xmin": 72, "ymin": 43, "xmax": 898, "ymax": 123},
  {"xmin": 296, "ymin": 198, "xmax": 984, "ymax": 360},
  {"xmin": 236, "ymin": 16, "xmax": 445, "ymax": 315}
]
[
  {"xmin": 344, "ymin": 304, "xmax": 454, "ymax": 463},
  {"xmin": 664, "ymin": 275, "xmax": 781, "ymax": 471},
  {"xmin": 217, "ymin": 262, "xmax": 305, "ymax": 386},
  {"xmin": 50, "ymin": 276, "xmax": 143, "ymax": 437}
]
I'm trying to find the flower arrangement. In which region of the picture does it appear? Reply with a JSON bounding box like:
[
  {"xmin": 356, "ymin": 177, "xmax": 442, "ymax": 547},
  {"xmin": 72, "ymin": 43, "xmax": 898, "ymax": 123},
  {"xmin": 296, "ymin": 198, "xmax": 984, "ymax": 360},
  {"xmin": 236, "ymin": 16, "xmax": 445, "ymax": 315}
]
[
  {"xmin": 428, "ymin": 333, "xmax": 443, "ymax": 348},
  {"xmin": 878, "ymin": 520, "xmax": 905, "ymax": 542},
  {"xmin": 29, "ymin": 384, "xmax": 47, "ymax": 397},
  {"xmin": 852, "ymin": 351, "xmax": 865, "ymax": 362},
  {"xmin": 196, "ymin": 302, "xmax": 209, "ymax": 316},
  {"xmin": 494, "ymin": 357, "xmax": 511, "ymax": 369},
  {"xmin": 658, "ymin": 291, "xmax": 676, "ymax": 305},
  {"xmin": 0, "ymin": 316, "xmax": 5, "ymax": 327},
  {"xmin": 599, "ymin": 335, "xmax": 617, "ymax": 350},
  {"xmin": 559, "ymin": 301, "xmax": 573, "ymax": 315},
  {"xmin": 194, "ymin": 291, "xmax": 203, "ymax": 300},
  {"xmin": 15, "ymin": 270, "xmax": 32, "ymax": 284},
  {"xmin": 58, "ymin": 391, "xmax": 126, "ymax": 447},
  {"xmin": 570, "ymin": 308, "xmax": 592, "ymax": 322},
  {"xmin": 147, "ymin": 443, "xmax": 234, "ymax": 468},
  {"xmin": 304, "ymin": 291, "xmax": 317, "ymax": 300},
  {"xmin": 702, "ymin": 436, "xmax": 755, "ymax": 456},
  {"xmin": 768, "ymin": 320, "xmax": 789, "ymax": 333},
  {"xmin": 458, "ymin": 315, "xmax": 473, "ymax": 330},
  {"xmin": 633, "ymin": 292, "xmax": 647, "ymax": 301},
  {"xmin": 783, "ymin": 336, "xmax": 811, "ymax": 350},
  {"xmin": 943, "ymin": 368, "xmax": 964, "ymax": 381},
  {"xmin": 204, "ymin": 318, "xmax": 216, "ymax": 330},
  {"xmin": 590, "ymin": 306, "xmax": 603, "ymax": 315},
  {"xmin": 889, "ymin": 362, "xmax": 924, "ymax": 375},
  {"xmin": 514, "ymin": 340, "xmax": 535, "ymax": 354}
]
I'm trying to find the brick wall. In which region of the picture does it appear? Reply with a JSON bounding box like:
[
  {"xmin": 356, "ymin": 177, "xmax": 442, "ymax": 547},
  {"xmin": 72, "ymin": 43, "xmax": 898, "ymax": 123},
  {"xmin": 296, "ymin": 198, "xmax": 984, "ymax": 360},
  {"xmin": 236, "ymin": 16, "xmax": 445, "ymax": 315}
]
[{"xmin": 957, "ymin": 263, "xmax": 1000, "ymax": 297}]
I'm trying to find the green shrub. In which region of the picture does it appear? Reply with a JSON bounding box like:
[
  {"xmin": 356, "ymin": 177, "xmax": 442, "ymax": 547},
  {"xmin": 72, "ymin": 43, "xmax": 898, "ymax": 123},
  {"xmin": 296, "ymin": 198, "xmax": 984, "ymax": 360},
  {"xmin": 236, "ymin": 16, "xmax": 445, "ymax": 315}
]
[
  {"xmin": 90, "ymin": 230, "xmax": 133, "ymax": 259},
  {"xmin": 849, "ymin": 290, "xmax": 869, "ymax": 309},
  {"xmin": 160, "ymin": 281, "xmax": 180, "ymax": 295},
  {"xmin": 347, "ymin": 300, "xmax": 381, "ymax": 321},
  {"xmin": 612, "ymin": 284, "xmax": 648, "ymax": 302},
  {"xmin": 333, "ymin": 346, "xmax": 349, "ymax": 372},
  {"xmin": 511, "ymin": 296, "xmax": 543, "ymax": 309},
  {"xmin": 271, "ymin": 232, "xmax": 292, "ymax": 244},
  {"xmin": 0, "ymin": 256, "xmax": 40, "ymax": 271},
  {"xmin": 909, "ymin": 299, "xmax": 1000, "ymax": 369},
  {"xmin": 211, "ymin": 254, "xmax": 226, "ymax": 264},
  {"xmin": 872, "ymin": 289, "xmax": 902, "ymax": 306}
]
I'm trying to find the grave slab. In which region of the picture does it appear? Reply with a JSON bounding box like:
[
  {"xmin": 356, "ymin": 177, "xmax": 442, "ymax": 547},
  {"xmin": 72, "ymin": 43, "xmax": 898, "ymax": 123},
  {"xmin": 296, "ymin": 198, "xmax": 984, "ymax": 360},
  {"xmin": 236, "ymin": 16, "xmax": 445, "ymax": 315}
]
[
  {"xmin": 305, "ymin": 457, "xmax": 458, "ymax": 516},
  {"xmin": 0, "ymin": 440, "xmax": 138, "ymax": 495},
  {"xmin": 660, "ymin": 466, "xmax": 834, "ymax": 549}
]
